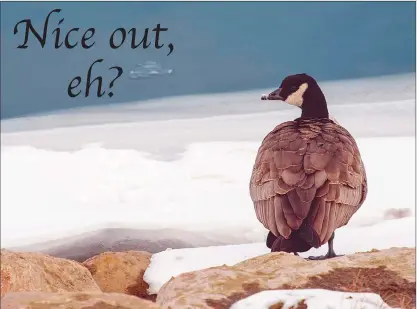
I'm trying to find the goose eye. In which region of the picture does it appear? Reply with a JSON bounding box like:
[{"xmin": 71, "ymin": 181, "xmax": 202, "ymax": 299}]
[{"xmin": 290, "ymin": 86, "xmax": 298, "ymax": 91}]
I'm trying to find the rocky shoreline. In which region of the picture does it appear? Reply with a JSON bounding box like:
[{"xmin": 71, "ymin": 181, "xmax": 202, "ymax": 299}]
[{"xmin": 1, "ymin": 247, "xmax": 415, "ymax": 309}]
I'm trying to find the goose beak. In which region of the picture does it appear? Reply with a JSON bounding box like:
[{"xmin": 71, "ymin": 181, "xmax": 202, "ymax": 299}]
[{"xmin": 261, "ymin": 87, "xmax": 283, "ymax": 100}]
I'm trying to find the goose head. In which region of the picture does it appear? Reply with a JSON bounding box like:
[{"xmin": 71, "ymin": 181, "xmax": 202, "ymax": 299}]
[{"xmin": 261, "ymin": 73, "xmax": 329, "ymax": 119}]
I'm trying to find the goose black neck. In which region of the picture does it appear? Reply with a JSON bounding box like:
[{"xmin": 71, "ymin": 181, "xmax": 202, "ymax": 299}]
[{"xmin": 300, "ymin": 84, "xmax": 329, "ymax": 119}]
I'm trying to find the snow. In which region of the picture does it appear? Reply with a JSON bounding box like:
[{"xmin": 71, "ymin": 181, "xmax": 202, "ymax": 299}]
[
  {"xmin": 229, "ymin": 289, "xmax": 398, "ymax": 309},
  {"xmin": 1, "ymin": 135, "xmax": 414, "ymax": 249},
  {"xmin": 1, "ymin": 74, "xmax": 415, "ymax": 299}
]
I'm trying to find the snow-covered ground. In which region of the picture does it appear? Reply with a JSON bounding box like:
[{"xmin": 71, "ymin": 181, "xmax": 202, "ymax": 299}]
[
  {"xmin": 1, "ymin": 74, "xmax": 415, "ymax": 278},
  {"xmin": 1, "ymin": 136, "xmax": 415, "ymax": 249},
  {"xmin": 229, "ymin": 289, "xmax": 398, "ymax": 309}
]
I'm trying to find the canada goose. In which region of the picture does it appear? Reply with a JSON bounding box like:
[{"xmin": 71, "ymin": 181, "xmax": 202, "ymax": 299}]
[{"xmin": 250, "ymin": 73, "xmax": 368, "ymax": 260}]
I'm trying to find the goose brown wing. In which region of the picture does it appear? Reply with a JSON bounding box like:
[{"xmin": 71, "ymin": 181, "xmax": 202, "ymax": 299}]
[
  {"xmin": 250, "ymin": 121, "xmax": 314, "ymax": 238},
  {"xmin": 250, "ymin": 120, "xmax": 367, "ymax": 244},
  {"xmin": 305, "ymin": 121, "xmax": 368, "ymax": 244}
]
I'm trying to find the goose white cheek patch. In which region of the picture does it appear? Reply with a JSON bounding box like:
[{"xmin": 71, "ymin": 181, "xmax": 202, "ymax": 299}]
[{"xmin": 285, "ymin": 83, "xmax": 308, "ymax": 107}]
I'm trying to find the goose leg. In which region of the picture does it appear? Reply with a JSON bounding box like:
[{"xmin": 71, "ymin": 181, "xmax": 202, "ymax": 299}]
[{"xmin": 307, "ymin": 232, "xmax": 343, "ymax": 260}]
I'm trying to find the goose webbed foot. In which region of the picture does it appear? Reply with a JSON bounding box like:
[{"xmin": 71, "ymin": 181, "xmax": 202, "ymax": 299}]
[
  {"xmin": 307, "ymin": 252, "xmax": 342, "ymax": 260},
  {"xmin": 307, "ymin": 232, "xmax": 344, "ymax": 260}
]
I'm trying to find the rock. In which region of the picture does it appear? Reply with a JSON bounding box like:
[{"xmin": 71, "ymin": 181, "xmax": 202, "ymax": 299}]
[
  {"xmin": 156, "ymin": 247, "xmax": 415, "ymax": 309},
  {"xmin": 1, "ymin": 291, "xmax": 163, "ymax": 309},
  {"xmin": 83, "ymin": 251, "xmax": 154, "ymax": 300},
  {"xmin": 0, "ymin": 249, "xmax": 100, "ymax": 297},
  {"xmin": 1, "ymin": 270, "xmax": 11, "ymax": 297}
]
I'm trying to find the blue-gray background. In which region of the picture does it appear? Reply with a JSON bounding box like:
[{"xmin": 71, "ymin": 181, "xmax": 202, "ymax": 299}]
[{"xmin": 1, "ymin": 1, "xmax": 415, "ymax": 119}]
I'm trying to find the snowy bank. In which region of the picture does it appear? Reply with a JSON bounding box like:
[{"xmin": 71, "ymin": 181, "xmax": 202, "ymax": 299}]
[
  {"xmin": 1, "ymin": 137, "xmax": 414, "ymax": 249},
  {"xmin": 230, "ymin": 289, "xmax": 398, "ymax": 309}
]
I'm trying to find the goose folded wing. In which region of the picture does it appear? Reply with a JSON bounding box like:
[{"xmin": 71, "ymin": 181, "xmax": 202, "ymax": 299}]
[
  {"xmin": 250, "ymin": 123, "xmax": 312, "ymax": 238},
  {"xmin": 304, "ymin": 130, "xmax": 368, "ymax": 244}
]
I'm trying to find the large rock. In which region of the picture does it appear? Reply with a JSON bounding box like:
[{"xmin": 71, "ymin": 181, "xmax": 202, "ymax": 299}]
[
  {"xmin": 0, "ymin": 249, "xmax": 100, "ymax": 297},
  {"xmin": 82, "ymin": 251, "xmax": 153, "ymax": 300},
  {"xmin": 1, "ymin": 291, "xmax": 162, "ymax": 309},
  {"xmin": 156, "ymin": 247, "xmax": 415, "ymax": 309}
]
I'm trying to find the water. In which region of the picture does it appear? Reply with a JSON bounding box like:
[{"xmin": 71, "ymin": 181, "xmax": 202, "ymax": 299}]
[{"xmin": 1, "ymin": 2, "xmax": 415, "ymax": 119}]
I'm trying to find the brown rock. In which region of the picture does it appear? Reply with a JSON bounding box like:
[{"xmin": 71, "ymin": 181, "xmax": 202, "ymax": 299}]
[
  {"xmin": 1, "ymin": 291, "xmax": 163, "ymax": 309},
  {"xmin": 156, "ymin": 247, "xmax": 415, "ymax": 309},
  {"xmin": 83, "ymin": 251, "xmax": 153, "ymax": 300},
  {"xmin": 1, "ymin": 270, "xmax": 12, "ymax": 297},
  {"xmin": 0, "ymin": 249, "xmax": 100, "ymax": 297}
]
